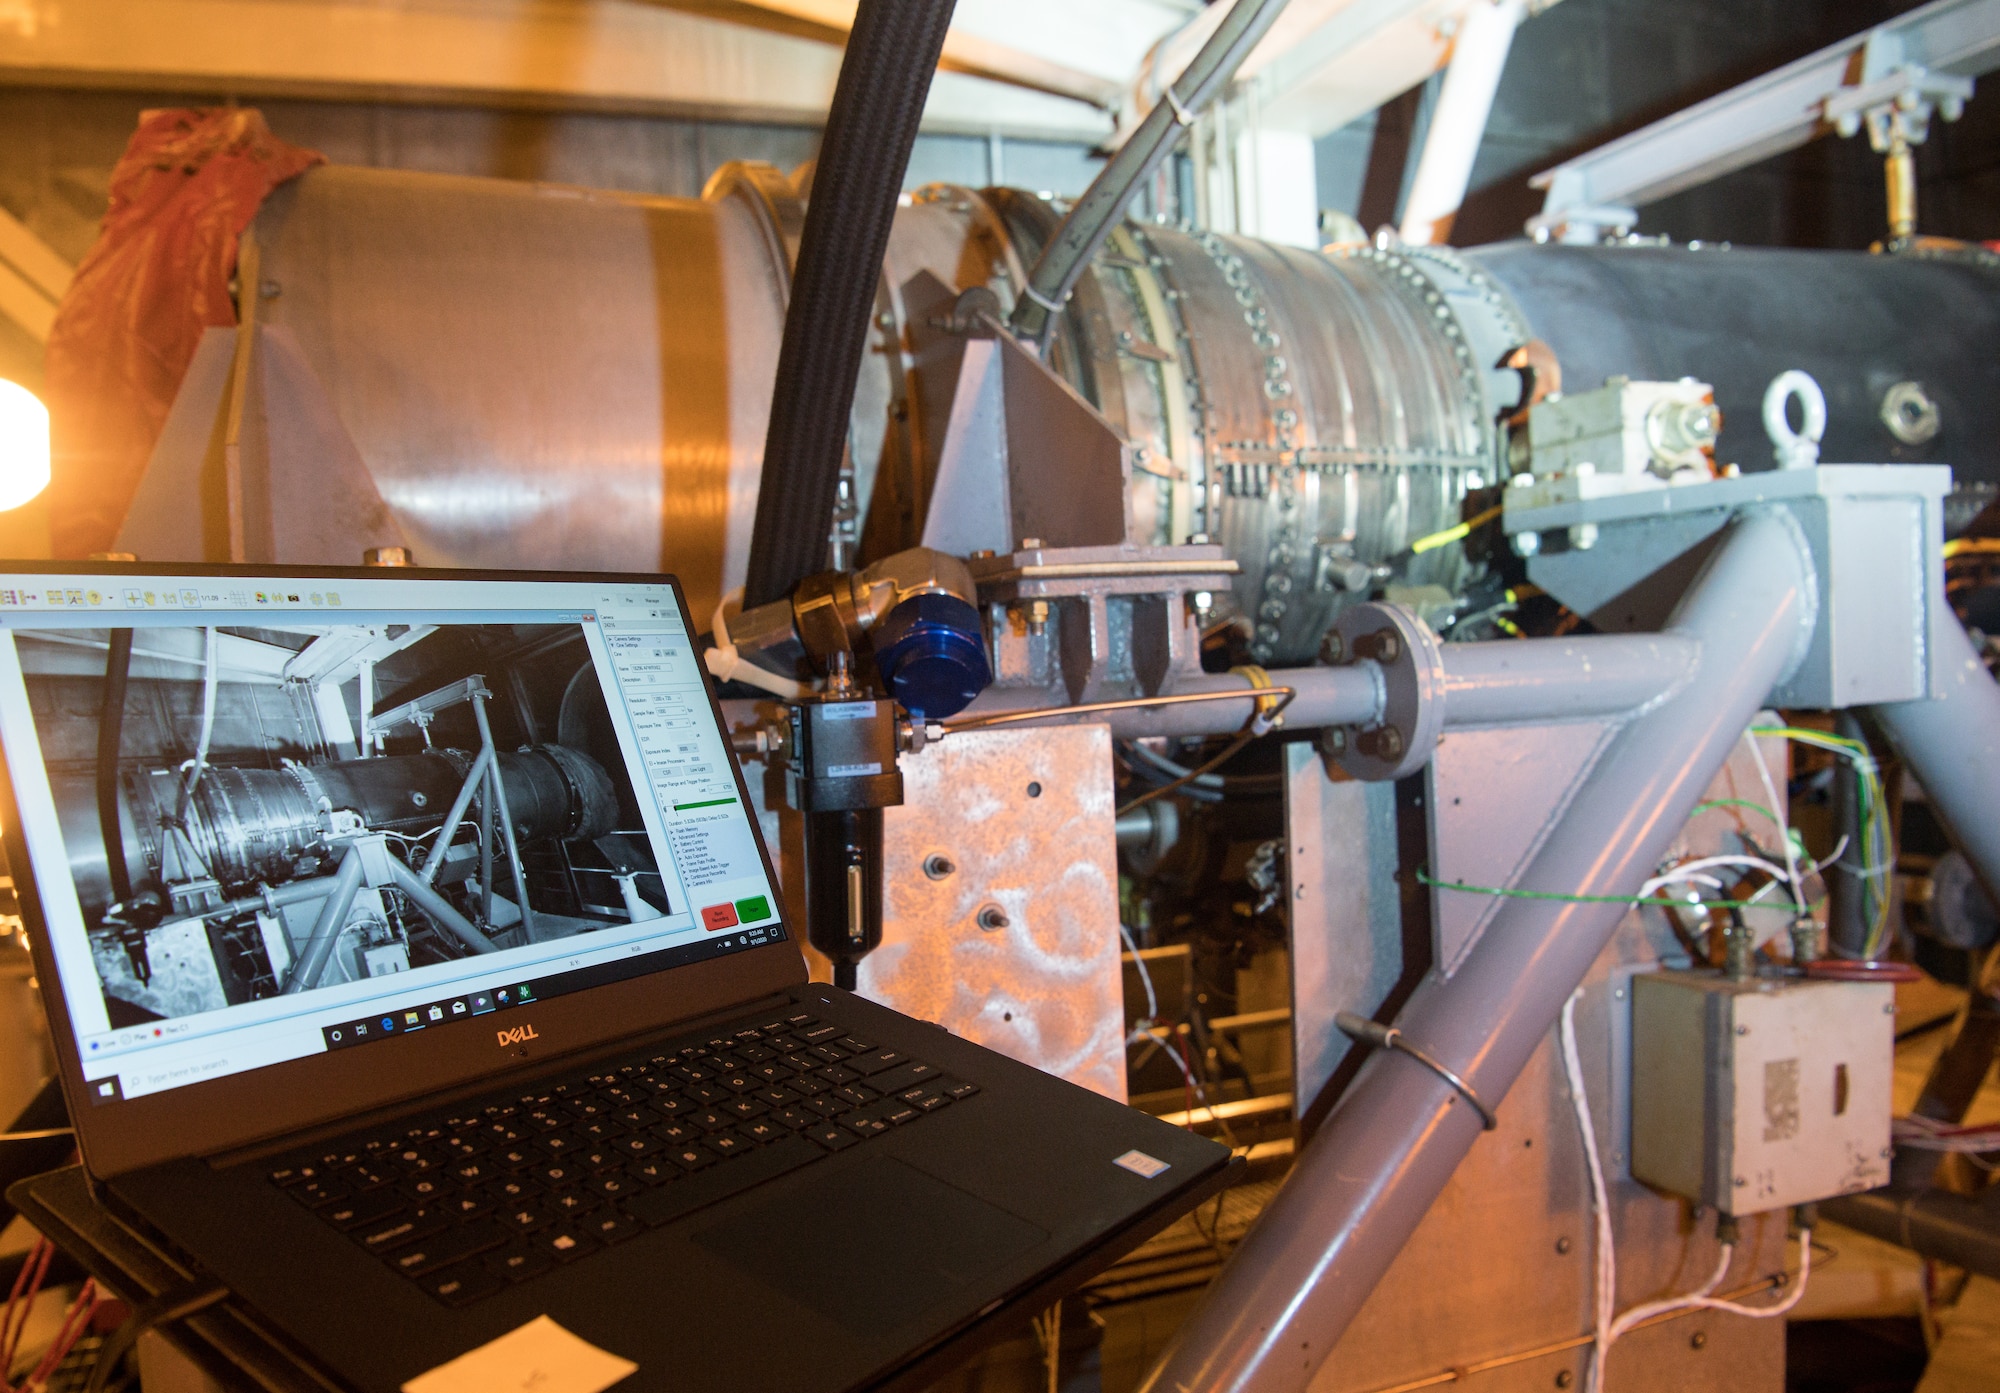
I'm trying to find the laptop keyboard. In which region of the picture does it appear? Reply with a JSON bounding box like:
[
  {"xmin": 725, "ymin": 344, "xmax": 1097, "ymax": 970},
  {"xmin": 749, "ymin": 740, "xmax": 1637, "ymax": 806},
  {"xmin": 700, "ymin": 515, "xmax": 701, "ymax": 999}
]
[{"xmin": 264, "ymin": 1008, "xmax": 977, "ymax": 1307}]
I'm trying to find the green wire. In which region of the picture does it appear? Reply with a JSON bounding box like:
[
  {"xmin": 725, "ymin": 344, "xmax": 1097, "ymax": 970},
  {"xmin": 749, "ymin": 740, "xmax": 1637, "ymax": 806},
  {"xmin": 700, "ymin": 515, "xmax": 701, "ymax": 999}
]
[
  {"xmin": 1689, "ymin": 797, "xmax": 1780, "ymax": 825},
  {"xmin": 1751, "ymin": 725, "xmax": 1893, "ymax": 958},
  {"xmin": 1416, "ymin": 868, "xmax": 1800, "ymax": 913}
]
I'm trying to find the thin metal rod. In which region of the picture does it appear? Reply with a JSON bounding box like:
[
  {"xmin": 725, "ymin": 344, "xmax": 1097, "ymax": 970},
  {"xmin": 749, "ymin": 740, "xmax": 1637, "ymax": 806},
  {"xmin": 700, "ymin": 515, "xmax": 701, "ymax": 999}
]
[
  {"xmin": 471, "ymin": 694, "xmax": 536, "ymax": 942},
  {"xmin": 280, "ymin": 849, "xmax": 366, "ymax": 995},
  {"xmin": 388, "ymin": 859, "xmax": 499, "ymax": 955},
  {"xmin": 421, "ymin": 746, "xmax": 494, "ymax": 887},
  {"xmin": 477, "ymin": 768, "xmax": 494, "ymax": 927},
  {"xmin": 1139, "ymin": 506, "xmax": 1816, "ymax": 1393},
  {"xmin": 944, "ymin": 686, "xmax": 1297, "ymax": 732},
  {"xmin": 944, "ymin": 631, "xmax": 1694, "ymax": 741}
]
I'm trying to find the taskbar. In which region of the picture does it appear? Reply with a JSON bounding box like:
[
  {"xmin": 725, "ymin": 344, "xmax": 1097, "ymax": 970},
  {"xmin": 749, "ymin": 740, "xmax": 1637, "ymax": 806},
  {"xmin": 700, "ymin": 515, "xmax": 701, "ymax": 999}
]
[{"xmin": 320, "ymin": 918, "xmax": 784, "ymax": 1052}]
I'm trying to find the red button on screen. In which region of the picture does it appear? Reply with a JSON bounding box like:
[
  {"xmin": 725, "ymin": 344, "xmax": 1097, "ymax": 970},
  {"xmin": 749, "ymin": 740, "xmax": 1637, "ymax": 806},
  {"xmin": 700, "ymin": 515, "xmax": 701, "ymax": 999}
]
[{"xmin": 701, "ymin": 904, "xmax": 740, "ymax": 932}]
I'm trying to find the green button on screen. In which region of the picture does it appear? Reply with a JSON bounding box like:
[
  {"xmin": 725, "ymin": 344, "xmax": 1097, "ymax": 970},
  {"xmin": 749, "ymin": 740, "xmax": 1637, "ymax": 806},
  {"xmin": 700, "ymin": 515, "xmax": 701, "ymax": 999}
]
[{"xmin": 735, "ymin": 895, "xmax": 772, "ymax": 924}]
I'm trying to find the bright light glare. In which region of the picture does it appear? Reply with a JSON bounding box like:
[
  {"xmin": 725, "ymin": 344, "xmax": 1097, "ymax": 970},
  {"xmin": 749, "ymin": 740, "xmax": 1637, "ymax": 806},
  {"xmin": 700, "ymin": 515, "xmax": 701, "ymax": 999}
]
[{"xmin": 0, "ymin": 379, "xmax": 50, "ymax": 512}]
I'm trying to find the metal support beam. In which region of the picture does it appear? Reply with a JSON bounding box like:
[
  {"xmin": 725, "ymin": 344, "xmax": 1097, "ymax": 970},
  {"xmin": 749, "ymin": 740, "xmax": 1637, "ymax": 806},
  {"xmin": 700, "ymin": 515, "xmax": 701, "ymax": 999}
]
[
  {"xmin": 1138, "ymin": 506, "xmax": 1817, "ymax": 1393},
  {"xmin": 1397, "ymin": 0, "xmax": 1524, "ymax": 245},
  {"xmin": 0, "ymin": 0, "xmax": 1105, "ymax": 139},
  {"xmin": 1873, "ymin": 602, "xmax": 2000, "ymax": 914},
  {"xmin": 1528, "ymin": 0, "xmax": 2000, "ymax": 241}
]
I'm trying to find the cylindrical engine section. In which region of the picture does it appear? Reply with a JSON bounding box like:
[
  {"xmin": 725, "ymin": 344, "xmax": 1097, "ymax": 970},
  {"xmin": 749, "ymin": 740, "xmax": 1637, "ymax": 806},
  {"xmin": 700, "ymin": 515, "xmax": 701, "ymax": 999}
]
[
  {"xmin": 251, "ymin": 166, "xmax": 790, "ymax": 625},
  {"xmin": 1468, "ymin": 242, "xmax": 2000, "ymax": 491},
  {"xmin": 73, "ymin": 747, "xmax": 617, "ymax": 913},
  {"xmin": 986, "ymin": 209, "xmax": 1509, "ymax": 664}
]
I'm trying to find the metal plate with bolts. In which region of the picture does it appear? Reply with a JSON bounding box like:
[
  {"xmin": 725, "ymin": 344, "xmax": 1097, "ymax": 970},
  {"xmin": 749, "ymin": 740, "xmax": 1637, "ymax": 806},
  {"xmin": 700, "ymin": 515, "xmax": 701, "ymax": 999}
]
[{"xmin": 862, "ymin": 724, "xmax": 1127, "ymax": 1102}]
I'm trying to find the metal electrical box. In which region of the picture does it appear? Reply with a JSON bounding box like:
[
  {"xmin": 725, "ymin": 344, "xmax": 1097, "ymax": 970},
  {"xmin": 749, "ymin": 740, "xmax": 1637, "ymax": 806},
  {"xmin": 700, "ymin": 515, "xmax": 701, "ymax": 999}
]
[{"xmin": 1630, "ymin": 971, "xmax": 1893, "ymax": 1215}]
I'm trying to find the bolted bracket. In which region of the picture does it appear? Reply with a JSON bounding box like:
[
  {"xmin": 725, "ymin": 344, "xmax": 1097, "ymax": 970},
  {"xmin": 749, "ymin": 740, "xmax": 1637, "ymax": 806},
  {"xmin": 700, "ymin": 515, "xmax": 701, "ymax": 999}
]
[{"xmin": 1322, "ymin": 602, "xmax": 1446, "ymax": 782}]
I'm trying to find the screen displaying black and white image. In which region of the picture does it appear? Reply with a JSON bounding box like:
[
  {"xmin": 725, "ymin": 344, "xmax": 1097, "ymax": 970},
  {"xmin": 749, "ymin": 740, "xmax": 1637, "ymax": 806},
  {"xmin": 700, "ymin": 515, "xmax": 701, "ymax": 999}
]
[{"xmin": 16, "ymin": 620, "xmax": 666, "ymax": 1027}]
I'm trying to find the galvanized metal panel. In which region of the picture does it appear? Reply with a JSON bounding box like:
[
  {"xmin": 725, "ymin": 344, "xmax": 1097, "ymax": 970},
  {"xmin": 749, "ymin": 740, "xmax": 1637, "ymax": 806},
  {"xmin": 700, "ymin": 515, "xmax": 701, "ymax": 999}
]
[
  {"xmin": 1286, "ymin": 741, "xmax": 1402, "ymax": 1121},
  {"xmin": 1426, "ymin": 722, "xmax": 1614, "ymax": 978},
  {"xmin": 863, "ymin": 724, "xmax": 1127, "ymax": 1101}
]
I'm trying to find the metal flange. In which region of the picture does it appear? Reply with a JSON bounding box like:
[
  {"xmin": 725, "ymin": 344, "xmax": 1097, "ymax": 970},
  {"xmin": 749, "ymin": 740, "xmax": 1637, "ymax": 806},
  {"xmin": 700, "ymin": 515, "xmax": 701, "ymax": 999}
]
[{"xmin": 1319, "ymin": 601, "xmax": 1446, "ymax": 782}]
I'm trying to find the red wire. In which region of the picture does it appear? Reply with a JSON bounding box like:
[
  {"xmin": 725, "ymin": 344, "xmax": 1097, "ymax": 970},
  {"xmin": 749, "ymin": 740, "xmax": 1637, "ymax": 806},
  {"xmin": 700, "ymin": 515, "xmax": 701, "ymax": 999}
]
[
  {"xmin": 21, "ymin": 1280, "xmax": 99, "ymax": 1391},
  {"xmin": 0, "ymin": 1239, "xmax": 53, "ymax": 1382}
]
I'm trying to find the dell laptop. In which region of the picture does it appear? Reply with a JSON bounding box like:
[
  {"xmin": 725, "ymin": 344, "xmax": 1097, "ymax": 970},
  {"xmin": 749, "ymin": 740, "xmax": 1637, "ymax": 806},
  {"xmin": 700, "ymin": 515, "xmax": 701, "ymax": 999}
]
[{"xmin": 0, "ymin": 562, "xmax": 1231, "ymax": 1392}]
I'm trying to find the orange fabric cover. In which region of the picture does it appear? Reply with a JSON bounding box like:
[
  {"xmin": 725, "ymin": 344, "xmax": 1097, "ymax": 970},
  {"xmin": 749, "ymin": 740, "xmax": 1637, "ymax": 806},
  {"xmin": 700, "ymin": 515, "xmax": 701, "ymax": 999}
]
[{"xmin": 44, "ymin": 108, "xmax": 322, "ymax": 558}]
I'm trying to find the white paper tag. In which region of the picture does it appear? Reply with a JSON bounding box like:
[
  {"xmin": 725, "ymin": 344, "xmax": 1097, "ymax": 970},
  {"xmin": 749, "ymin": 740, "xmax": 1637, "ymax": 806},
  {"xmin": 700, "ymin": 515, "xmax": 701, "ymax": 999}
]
[
  {"xmin": 1114, "ymin": 1149, "xmax": 1171, "ymax": 1179},
  {"xmin": 402, "ymin": 1315, "xmax": 637, "ymax": 1393}
]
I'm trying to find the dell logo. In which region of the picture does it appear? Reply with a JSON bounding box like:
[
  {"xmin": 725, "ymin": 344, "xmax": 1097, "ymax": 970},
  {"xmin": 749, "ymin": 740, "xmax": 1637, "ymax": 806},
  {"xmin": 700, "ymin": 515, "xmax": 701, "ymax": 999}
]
[{"xmin": 496, "ymin": 1024, "xmax": 540, "ymax": 1047}]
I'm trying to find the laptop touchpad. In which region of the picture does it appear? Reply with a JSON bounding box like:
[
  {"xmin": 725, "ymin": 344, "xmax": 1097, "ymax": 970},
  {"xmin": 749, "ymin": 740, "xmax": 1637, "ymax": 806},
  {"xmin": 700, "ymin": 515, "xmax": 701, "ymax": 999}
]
[{"xmin": 692, "ymin": 1155, "xmax": 1049, "ymax": 1333}]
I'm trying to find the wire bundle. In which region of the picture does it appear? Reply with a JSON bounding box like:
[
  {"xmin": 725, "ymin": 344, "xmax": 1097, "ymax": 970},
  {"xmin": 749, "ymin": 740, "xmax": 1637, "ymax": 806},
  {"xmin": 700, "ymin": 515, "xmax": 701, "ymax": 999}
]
[
  {"xmin": 1750, "ymin": 725, "xmax": 1894, "ymax": 959},
  {"xmin": 2, "ymin": 1238, "xmax": 102, "ymax": 1393},
  {"xmin": 1560, "ymin": 994, "xmax": 1813, "ymax": 1393}
]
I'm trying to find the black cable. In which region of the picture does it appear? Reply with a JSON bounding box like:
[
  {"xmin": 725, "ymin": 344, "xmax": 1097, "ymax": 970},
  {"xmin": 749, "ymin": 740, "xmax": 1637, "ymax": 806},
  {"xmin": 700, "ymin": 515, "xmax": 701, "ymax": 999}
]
[
  {"xmin": 742, "ymin": 0, "xmax": 958, "ymax": 608},
  {"xmin": 84, "ymin": 1279, "xmax": 230, "ymax": 1393},
  {"xmin": 96, "ymin": 629, "xmax": 134, "ymax": 907}
]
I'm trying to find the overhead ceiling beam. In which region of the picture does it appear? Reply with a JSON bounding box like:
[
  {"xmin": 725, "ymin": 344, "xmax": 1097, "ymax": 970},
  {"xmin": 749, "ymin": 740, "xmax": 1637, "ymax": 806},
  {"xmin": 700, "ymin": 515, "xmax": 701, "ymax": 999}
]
[
  {"xmin": 650, "ymin": 0, "xmax": 1130, "ymax": 109},
  {"xmin": 1131, "ymin": 0, "xmax": 1559, "ymax": 140},
  {"xmin": 1529, "ymin": 0, "xmax": 2000, "ymax": 237},
  {"xmin": 0, "ymin": 0, "xmax": 1109, "ymax": 140}
]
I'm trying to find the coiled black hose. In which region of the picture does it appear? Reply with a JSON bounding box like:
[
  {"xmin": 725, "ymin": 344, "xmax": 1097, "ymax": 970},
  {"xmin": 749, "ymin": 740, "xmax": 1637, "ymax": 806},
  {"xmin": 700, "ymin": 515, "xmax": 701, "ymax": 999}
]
[{"xmin": 742, "ymin": 0, "xmax": 958, "ymax": 609}]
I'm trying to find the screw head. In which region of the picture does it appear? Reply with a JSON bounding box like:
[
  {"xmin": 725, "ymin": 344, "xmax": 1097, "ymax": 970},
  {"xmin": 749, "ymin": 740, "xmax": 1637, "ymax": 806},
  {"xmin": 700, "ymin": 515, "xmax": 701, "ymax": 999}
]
[
  {"xmin": 977, "ymin": 904, "xmax": 1009, "ymax": 931},
  {"xmin": 1318, "ymin": 726, "xmax": 1349, "ymax": 756},
  {"xmin": 1690, "ymin": 1331, "xmax": 1707, "ymax": 1350},
  {"xmin": 923, "ymin": 854, "xmax": 956, "ymax": 880},
  {"xmin": 1555, "ymin": 1371, "xmax": 1574, "ymax": 1389},
  {"xmin": 1555, "ymin": 1236, "xmax": 1572, "ymax": 1255},
  {"xmin": 1319, "ymin": 631, "xmax": 1346, "ymax": 665}
]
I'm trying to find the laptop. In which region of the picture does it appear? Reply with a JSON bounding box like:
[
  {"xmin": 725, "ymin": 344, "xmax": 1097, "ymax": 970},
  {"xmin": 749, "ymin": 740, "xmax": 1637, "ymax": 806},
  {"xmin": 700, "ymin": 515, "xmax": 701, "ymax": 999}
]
[{"xmin": 0, "ymin": 562, "xmax": 1232, "ymax": 1392}]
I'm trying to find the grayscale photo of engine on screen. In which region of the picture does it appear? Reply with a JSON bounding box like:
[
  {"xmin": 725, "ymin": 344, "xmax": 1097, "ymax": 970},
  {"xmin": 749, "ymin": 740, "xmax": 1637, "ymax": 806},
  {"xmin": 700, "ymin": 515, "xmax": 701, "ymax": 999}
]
[{"xmin": 16, "ymin": 619, "xmax": 664, "ymax": 1026}]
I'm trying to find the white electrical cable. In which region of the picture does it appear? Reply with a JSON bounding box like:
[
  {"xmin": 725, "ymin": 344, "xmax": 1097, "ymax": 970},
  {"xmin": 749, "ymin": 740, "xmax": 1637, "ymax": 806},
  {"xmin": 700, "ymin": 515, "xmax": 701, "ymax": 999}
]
[
  {"xmin": 1742, "ymin": 730, "xmax": 1807, "ymax": 910},
  {"xmin": 1560, "ymin": 991, "xmax": 1617, "ymax": 1392},
  {"xmin": 703, "ymin": 588, "xmax": 810, "ymax": 700},
  {"xmin": 1564, "ymin": 988, "xmax": 1815, "ymax": 1393},
  {"xmin": 176, "ymin": 626, "xmax": 220, "ymax": 819},
  {"xmin": 1119, "ymin": 922, "xmax": 1160, "ymax": 1024}
]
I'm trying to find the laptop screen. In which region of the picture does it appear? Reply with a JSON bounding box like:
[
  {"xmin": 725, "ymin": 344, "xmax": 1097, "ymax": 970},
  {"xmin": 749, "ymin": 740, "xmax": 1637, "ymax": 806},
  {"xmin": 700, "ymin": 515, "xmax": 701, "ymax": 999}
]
[{"xmin": 0, "ymin": 570, "xmax": 784, "ymax": 1106}]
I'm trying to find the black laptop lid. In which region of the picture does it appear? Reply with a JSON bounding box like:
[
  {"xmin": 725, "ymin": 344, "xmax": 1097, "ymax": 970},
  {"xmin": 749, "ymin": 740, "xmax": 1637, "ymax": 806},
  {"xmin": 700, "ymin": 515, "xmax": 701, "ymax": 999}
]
[{"xmin": 0, "ymin": 563, "xmax": 804, "ymax": 1177}]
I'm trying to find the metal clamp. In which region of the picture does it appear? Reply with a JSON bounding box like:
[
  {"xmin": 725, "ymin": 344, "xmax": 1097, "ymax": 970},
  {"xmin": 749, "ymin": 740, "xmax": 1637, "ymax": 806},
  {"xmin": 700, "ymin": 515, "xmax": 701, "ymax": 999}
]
[{"xmin": 1335, "ymin": 1011, "xmax": 1497, "ymax": 1130}]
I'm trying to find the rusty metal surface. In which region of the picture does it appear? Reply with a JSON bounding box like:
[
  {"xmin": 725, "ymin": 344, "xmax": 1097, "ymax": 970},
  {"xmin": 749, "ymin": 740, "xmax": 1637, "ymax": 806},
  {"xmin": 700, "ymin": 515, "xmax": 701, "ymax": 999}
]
[{"xmin": 863, "ymin": 723, "xmax": 1126, "ymax": 1101}]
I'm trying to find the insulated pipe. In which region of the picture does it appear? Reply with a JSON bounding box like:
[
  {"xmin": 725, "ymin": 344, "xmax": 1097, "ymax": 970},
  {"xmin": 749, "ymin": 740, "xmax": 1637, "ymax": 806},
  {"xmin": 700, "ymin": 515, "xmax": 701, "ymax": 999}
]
[
  {"xmin": 1397, "ymin": 0, "xmax": 1527, "ymax": 246},
  {"xmin": 742, "ymin": 0, "xmax": 957, "ymax": 607},
  {"xmin": 280, "ymin": 848, "xmax": 367, "ymax": 995},
  {"xmin": 1010, "ymin": 0, "xmax": 1293, "ymax": 347},
  {"xmin": 1138, "ymin": 506, "xmax": 1816, "ymax": 1393},
  {"xmin": 387, "ymin": 859, "xmax": 500, "ymax": 956},
  {"xmin": 1871, "ymin": 612, "xmax": 2000, "ymax": 915}
]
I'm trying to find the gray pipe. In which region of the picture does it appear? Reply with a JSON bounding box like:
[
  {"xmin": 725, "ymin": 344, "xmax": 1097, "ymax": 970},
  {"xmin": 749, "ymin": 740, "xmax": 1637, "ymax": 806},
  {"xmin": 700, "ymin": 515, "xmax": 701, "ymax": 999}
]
[
  {"xmin": 1009, "ymin": 0, "xmax": 1293, "ymax": 346},
  {"xmin": 280, "ymin": 849, "xmax": 367, "ymax": 994},
  {"xmin": 946, "ymin": 631, "xmax": 1695, "ymax": 740},
  {"xmin": 1439, "ymin": 633, "xmax": 1697, "ymax": 726},
  {"xmin": 387, "ymin": 859, "xmax": 499, "ymax": 956},
  {"xmin": 1871, "ymin": 612, "xmax": 2000, "ymax": 913},
  {"xmin": 1138, "ymin": 506, "xmax": 1816, "ymax": 1393}
]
